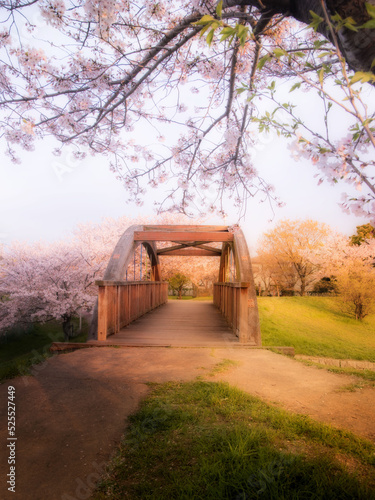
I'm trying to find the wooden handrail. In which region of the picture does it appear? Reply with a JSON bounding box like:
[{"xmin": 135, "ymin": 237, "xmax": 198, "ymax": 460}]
[
  {"xmin": 96, "ymin": 281, "xmax": 168, "ymax": 341},
  {"xmin": 213, "ymin": 282, "xmax": 261, "ymax": 345}
]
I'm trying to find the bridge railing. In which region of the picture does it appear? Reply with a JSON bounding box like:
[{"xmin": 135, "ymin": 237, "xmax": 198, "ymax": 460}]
[
  {"xmin": 214, "ymin": 282, "xmax": 259, "ymax": 344},
  {"xmin": 95, "ymin": 280, "xmax": 168, "ymax": 341}
]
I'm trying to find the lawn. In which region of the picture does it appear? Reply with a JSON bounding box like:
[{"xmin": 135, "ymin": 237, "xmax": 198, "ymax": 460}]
[
  {"xmin": 0, "ymin": 320, "xmax": 87, "ymax": 381},
  {"xmin": 258, "ymin": 297, "xmax": 375, "ymax": 362},
  {"xmin": 94, "ymin": 381, "xmax": 375, "ymax": 499}
]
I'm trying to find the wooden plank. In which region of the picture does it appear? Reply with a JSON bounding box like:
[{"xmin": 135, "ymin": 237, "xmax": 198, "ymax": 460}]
[
  {"xmin": 143, "ymin": 225, "xmax": 228, "ymax": 232},
  {"xmin": 157, "ymin": 242, "xmax": 222, "ymax": 255},
  {"xmin": 194, "ymin": 244, "xmax": 222, "ymax": 254},
  {"xmin": 134, "ymin": 231, "xmax": 233, "ymax": 242},
  {"xmin": 156, "ymin": 243, "xmax": 201, "ymax": 255},
  {"xmin": 50, "ymin": 342, "xmax": 294, "ymax": 354},
  {"xmin": 159, "ymin": 249, "xmax": 221, "ymax": 257}
]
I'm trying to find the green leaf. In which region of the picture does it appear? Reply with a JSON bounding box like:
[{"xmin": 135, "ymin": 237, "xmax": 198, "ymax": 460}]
[
  {"xmin": 344, "ymin": 18, "xmax": 359, "ymax": 32},
  {"xmin": 318, "ymin": 67, "xmax": 324, "ymax": 85},
  {"xmin": 360, "ymin": 19, "xmax": 375, "ymax": 29},
  {"xmin": 257, "ymin": 54, "xmax": 270, "ymax": 70},
  {"xmin": 206, "ymin": 29, "xmax": 215, "ymax": 47},
  {"xmin": 237, "ymin": 24, "xmax": 245, "ymax": 35},
  {"xmin": 193, "ymin": 15, "xmax": 215, "ymax": 26},
  {"xmin": 313, "ymin": 40, "xmax": 328, "ymax": 49},
  {"xmin": 318, "ymin": 52, "xmax": 332, "ymax": 58},
  {"xmin": 220, "ymin": 30, "xmax": 235, "ymax": 43},
  {"xmin": 294, "ymin": 52, "xmax": 306, "ymax": 58},
  {"xmin": 365, "ymin": 2, "xmax": 375, "ymax": 19},
  {"xmin": 220, "ymin": 27, "xmax": 235, "ymax": 44},
  {"xmin": 239, "ymin": 32, "xmax": 248, "ymax": 46},
  {"xmin": 273, "ymin": 48, "xmax": 287, "ymax": 58},
  {"xmin": 331, "ymin": 13, "xmax": 343, "ymax": 24},
  {"xmin": 330, "ymin": 13, "xmax": 358, "ymax": 32},
  {"xmin": 236, "ymin": 24, "xmax": 249, "ymax": 46},
  {"xmin": 268, "ymin": 81, "xmax": 276, "ymax": 91},
  {"xmin": 289, "ymin": 82, "xmax": 301, "ymax": 92},
  {"xmin": 358, "ymin": 3, "xmax": 375, "ymax": 28},
  {"xmin": 308, "ymin": 11, "xmax": 324, "ymax": 31},
  {"xmin": 350, "ymin": 71, "xmax": 375, "ymax": 85},
  {"xmin": 220, "ymin": 26, "xmax": 234, "ymax": 36},
  {"xmin": 199, "ymin": 23, "xmax": 213, "ymax": 36},
  {"xmin": 216, "ymin": 0, "xmax": 223, "ymax": 18}
]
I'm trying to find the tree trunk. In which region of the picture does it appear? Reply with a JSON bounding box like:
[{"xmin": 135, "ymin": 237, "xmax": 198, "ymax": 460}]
[
  {"xmin": 355, "ymin": 301, "xmax": 364, "ymax": 320},
  {"xmin": 62, "ymin": 316, "xmax": 73, "ymax": 342},
  {"xmin": 223, "ymin": 0, "xmax": 375, "ymax": 74}
]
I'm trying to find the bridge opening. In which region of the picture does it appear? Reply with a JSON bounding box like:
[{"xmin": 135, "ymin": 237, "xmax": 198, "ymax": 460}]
[{"xmin": 92, "ymin": 225, "xmax": 261, "ymax": 345}]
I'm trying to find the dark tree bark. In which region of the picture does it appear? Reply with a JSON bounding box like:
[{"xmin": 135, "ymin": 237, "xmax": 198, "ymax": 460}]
[
  {"xmin": 223, "ymin": 0, "xmax": 375, "ymax": 74},
  {"xmin": 62, "ymin": 315, "xmax": 73, "ymax": 342}
]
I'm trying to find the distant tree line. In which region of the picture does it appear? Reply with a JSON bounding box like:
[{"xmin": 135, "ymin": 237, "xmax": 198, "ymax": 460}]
[{"xmin": 254, "ymin": 220, "xmax": 375, "ymax": 320}]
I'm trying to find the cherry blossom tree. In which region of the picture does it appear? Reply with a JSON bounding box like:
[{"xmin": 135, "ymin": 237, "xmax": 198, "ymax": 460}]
[
  {"xmin": 0, "ymin": 240, "xmax": 102, "ymax": 339},
  {"xmin": 335, "ymin": 258, "xmax": 375, "ymax": 319},
  {"xmin": 0, "ymin": 215, "xmax": 143, "ymax": 338},
  {"xmin": 0, "ymin": 214, "xmax": 223, "ymax": 337},
  {"xmin": 257, "ymin": 218, "xmax": 333, "ymax": 295},
  {"xmin": 254, "ymin": 251, "xmax": 299, "ymax": 296},
  {"xmin": 223, "ymin": 0, "xmax": 375, "ymax": 74},
  {"xmin": 0, "ymin": 0, "xmax": 374, "ymax": 220},
  {"xmin": 257, "ymin": 218, "xmax": 375, "ymax": 299},
  {"xmin": 320, "ymin": 228, "xmax": 375, "ymax": 270},
  {"xmin": 321, "ymin": 231, "xmax": 375, "ymax": 318}
]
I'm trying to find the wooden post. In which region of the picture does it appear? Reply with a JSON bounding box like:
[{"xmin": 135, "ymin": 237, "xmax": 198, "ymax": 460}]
[
  {"xmin": 97, "ymin": 286, "xmax": 108, "ymax": 341},
  {"xmin": 238, "ymin": 287, "xmax": 249, "ymax": 343},
  {"xmin": 247, "ymin": 288, "xmax": 262, "ymax": 345}
]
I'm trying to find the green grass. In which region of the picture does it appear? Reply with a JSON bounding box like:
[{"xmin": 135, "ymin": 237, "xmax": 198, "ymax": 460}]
[
  {"xmin": 94, "ymin": 381, "xmax": 375, "ymax": 499},
  {"xmin": 168, "ymin": 295, "xmax": 196, "ymax": 300},
  {"xmin": 207, "ymin": 358, "xmax": 241, "ymax": 376},
  {"xmin": 298, "ymin": 359, "xmax": 375, "ymax": 382},
  {"xmin": 0, "ymin": 319, "xmax": 88, "ymax": 381},
  {"xmin": 258, "ymin": 297, "xmax": 375, "ymax": 362}
]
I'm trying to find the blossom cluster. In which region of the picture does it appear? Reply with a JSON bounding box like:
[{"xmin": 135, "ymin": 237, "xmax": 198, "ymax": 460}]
[
  {"xmin": 0, "ymin": 0, "xmax": 373, "ymax": 220},
  {"xmin": 0, "ymin": 213, "xmax": 223, "ymax": 334}
]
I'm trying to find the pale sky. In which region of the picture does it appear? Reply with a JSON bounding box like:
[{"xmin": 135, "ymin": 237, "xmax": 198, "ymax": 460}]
[
  {"xmin": 0, "ymin": 130, "xmax": 368, "ymax": 254},
  {"xmin": 0, "ymin": 3, "xmax": 372, "ymax": 255}
]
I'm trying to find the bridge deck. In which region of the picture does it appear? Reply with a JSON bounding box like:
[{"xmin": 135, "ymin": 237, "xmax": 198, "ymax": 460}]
[{"xmin": 89, "ymin": 300, "xmax": 243, "ymax": 347}]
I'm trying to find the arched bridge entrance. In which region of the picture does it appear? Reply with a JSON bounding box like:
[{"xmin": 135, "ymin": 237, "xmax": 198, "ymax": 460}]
[{"xmin": 93, "ymin": 225, "xmax": 261, "ymax": 345}]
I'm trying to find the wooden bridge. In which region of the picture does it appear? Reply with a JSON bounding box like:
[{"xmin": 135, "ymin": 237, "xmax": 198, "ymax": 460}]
[{"xmin": 88, "ymin": 225, "xmax": 261, "ymax": 347}]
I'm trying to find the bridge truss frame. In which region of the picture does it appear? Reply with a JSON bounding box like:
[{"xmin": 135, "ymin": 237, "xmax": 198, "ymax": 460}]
[{"xmin": 92, "ymin": 225, "xmax": 261, "ymax": 345}]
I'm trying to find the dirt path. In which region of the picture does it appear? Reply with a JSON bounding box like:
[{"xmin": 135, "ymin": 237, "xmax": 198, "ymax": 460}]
[{"xmin": 1, "ymin": 347, "xmax": 374, "ymax": 500}]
